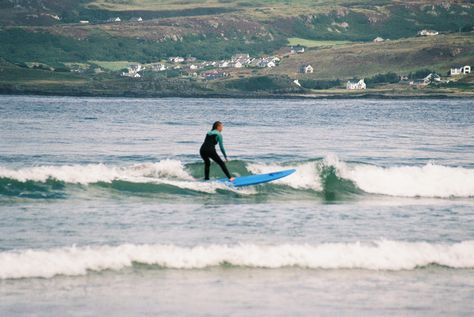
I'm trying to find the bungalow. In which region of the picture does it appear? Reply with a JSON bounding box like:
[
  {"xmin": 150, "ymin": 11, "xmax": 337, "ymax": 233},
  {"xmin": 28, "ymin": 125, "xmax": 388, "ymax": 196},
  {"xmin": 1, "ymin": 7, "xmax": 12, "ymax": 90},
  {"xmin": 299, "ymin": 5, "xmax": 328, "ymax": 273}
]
[
  {"xmin": 346, "ymin": 79, "xmax": 366, "ymax": 90},
  {"xmin": 189, "ymin": 64, "xmax": 198, "ymax": 70},
  {"xmin": 218, "ymin": 61, "xmax": 230, "ymax": 68},
  {"xmin": 130, "ymin": 73, "xmax": 141, "ymax": 78},
  {"xmin": 130, "ymin": 17, "xmax": 143, "ymax": 22},
  {"xmin": 122, "ymin": 64, "xmax": 142, "ymax": 78},
  {"xmin": 257, "ymin": 59, "xmax": 276, "ymax": 68},
  {"xmin": 129, "ymin": 64, "xmax": 142, "ymax": 73},
  {"xmin": 373, "ymin": 37, "xmax": 384, "ymax": 42},
  {"xmin": 418, "ymin": 29, "xmax": 438, "ymax": 36},
  {"xmin": 423, "ymin": 73, "xmax": 441, "ymax": 84},
  {"xmin": 290, "ymin": 45, "xmax": 305, "ymax": 53},
  {"xmin": 300, "ymin": 64, "xmax": 314, "ymax": 74},
  {"xmin": 169, "ymin": 57, "xmax": 184, "ymax": 63},
  {"xmin": 79, "ymin": 20, "xmax": 89, "ymax": 24},
  {"xmin": 231, "ymin": 61, "xmax": 243, "ymax": 68},
  {"xmin": 107, "ymin": 17, "xmax": 121, "ymax": 22},
  {"xmin": 450, "ymin": 65, "xmax": 471, "ymax": 76}
]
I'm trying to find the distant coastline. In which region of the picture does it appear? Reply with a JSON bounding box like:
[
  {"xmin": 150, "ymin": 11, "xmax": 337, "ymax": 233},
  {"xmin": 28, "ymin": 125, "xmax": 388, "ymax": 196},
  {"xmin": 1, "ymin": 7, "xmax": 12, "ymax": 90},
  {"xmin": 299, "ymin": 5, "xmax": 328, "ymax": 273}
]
[{"xmin": 1, "ymin": 89, "xmax": 472, "ymax": 100}]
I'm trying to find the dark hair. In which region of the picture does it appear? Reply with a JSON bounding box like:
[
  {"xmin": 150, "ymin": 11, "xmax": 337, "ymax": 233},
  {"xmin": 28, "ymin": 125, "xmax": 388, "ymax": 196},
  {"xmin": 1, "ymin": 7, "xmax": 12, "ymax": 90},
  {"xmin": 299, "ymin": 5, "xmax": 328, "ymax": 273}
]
[{"xmin": 212, "ymin": 121, "xmax": 222, "ymax": 130}]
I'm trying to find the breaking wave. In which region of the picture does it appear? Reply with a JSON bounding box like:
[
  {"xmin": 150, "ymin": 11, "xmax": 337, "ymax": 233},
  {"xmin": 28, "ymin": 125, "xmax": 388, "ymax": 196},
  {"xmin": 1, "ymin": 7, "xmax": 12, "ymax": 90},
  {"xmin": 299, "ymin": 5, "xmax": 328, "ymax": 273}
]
[
  {"xmin": 1, "ymin": 240, "xmax": 474, "ymax": 279},
  {"xmin": 0, "ymin": 156, "xmax": 473, "ymax": 199}
]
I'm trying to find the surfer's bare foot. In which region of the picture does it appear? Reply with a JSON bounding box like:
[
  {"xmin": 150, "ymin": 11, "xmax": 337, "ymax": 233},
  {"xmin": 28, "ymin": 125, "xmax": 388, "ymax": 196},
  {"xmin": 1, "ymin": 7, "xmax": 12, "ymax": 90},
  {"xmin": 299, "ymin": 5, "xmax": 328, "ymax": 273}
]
[{"xmin": 229, "ymin": 177, "xmax": 235, "ymax": 182}]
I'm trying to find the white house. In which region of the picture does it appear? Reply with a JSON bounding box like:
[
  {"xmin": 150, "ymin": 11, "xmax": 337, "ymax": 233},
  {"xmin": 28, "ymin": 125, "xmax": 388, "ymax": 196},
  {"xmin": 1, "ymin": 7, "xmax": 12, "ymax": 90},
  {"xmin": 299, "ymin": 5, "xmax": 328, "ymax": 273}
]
[
  {"xmin": 122, "ymin": 70, "xmax": 141, "ymax": 78},
  {"xmin": 129, "ymin": 64, "xmax": 142, "ymax": 73},
  {"xmin": 114, "ymin": 17, "xmax": 121, "ymax": 22},
  {"xmin": 450, "ymin": 65, "xmax": 471, "ymax": 76},
  {"xmin": 300, "ymin": 64, "xmax": 314, "ymax": 74},
  {"xmin": 218, "ymin": 61, "xmax": 229, "ymax": 68},
  {"xmin": 257, "ymin": 60, "xmax": 275, "ymax": 68},
  {"xmin": 232, "ymin": 61, "xmax": 243, "ymax": 68},
  {"xmin": 79, "ymin": 20, "xmax": 89, "ymax": 24},
  {"xmin": 373, "ymin": 37, "xmax": 384, "ymax": 42},
  {"xmin": 169, "ymin": 57, "xmax": 184, "ymax": 63},
  {"xmin": 189, "ymin": 64, "xmax": 198, "ymax": 70},
  {"xmin": 418, "ymin": 29, "xmax": 438, "ymax": 36},
  {"xmin": 290, "ymin": 45, "xmax": 305, "ymax": 53},
  {"xmin": 267, "ymin": 61, "xmax": 276, "ymax": 67},
  {"xmin": 122, "ymin": 64, "xmax": 143, "ymax": 78},
  {"xmin": 346, "ymin": 79, "xmax": 366, "ymax": 90},
  {"xmin": 423, "ymin": 73, "xmax": 441, "ymax": 84}
]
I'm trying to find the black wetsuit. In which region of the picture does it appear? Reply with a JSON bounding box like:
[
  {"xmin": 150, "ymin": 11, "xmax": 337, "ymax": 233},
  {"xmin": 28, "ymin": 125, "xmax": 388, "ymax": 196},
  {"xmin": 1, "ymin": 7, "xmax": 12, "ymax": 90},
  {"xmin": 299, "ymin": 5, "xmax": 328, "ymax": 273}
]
[{"xmin": 200, "ymin": 130, "xmax": 231, "ymax": 180}]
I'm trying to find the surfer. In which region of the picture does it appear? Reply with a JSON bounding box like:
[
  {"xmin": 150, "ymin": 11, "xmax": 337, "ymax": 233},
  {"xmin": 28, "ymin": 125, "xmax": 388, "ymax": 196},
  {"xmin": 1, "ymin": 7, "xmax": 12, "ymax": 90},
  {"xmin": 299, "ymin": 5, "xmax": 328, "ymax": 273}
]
[{"xmin": 200, "ymin": 121, "xmax": 234, "ymax": 181}]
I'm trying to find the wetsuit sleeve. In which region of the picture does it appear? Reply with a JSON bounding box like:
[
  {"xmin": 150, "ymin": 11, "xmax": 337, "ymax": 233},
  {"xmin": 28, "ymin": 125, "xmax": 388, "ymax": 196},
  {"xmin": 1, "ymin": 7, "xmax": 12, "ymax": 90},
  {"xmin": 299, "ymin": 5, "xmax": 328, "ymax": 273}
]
[{"xmin": 217, "ymin": 133, "xmax": 227, "ymax": 158}]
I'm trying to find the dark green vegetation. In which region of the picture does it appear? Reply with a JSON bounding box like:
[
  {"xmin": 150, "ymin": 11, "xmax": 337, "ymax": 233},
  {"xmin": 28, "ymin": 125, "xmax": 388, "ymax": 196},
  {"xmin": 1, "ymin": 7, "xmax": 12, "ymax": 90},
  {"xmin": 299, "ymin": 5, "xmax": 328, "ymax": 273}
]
[
  {"xmin": 299, "ymin": 79, "xmax": 341, "ymax": 90},
  {"xmin": 284, "ymin": 4, "xmax": 474, "ymax": 41},
  {"xmin": 0, "ymin": 0, "xmax": 473, "ymax": 97},
  {"xmin": 365, "ymin": 72, "xmax": 400, "ymax": 87},
  {"xmin": 223, "ymin": 75, "xmax": 299, "ymax": 93},
  {"xmin": 0, "ymin": 29, "xmax": 286, "ymax": 63}
]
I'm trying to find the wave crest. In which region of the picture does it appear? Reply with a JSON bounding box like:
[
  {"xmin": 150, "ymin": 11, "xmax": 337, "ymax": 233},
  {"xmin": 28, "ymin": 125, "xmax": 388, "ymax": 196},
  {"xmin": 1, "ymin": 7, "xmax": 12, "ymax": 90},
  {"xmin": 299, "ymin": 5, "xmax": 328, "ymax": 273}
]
[
  {"xmin": 1, "ymin": 157, "xmax": 474, "ymax": 198},
  {"xmin": 1, "ymin": 240, "xmax": 474, "ymax": 279}
]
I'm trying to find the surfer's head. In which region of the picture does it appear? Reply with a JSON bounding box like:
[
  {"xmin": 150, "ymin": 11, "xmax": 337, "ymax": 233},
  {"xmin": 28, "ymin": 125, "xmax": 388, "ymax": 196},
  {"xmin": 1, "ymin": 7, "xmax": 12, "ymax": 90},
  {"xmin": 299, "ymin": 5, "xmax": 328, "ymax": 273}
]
[{"xmin": 212, "ymin": 121, "xmax": 223, "ymax": 132}]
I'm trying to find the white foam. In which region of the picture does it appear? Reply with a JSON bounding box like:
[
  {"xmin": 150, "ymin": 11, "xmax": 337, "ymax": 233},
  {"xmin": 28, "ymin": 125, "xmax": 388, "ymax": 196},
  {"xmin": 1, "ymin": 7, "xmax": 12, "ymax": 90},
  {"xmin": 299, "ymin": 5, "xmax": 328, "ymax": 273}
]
[
  {"xmin": 0, "ymin": 160, "xmax": 192, "ymax": 184},
  {"xmin": 247, "ymin": 161, "xmax": 322, "ymax": 191},
  {"xmin": 0, "ymin": 160, "xmax": 231, "ymax": 194},
  {"xmin": 332, "ymin": 160, "xmax": 474, "ymax": 198},
  {"xmin": 2, "ymin": 157, "xmax": 474, "ymax": 197},
  {"xmin": 1, "ymin": 240, "xmax": 473, "ymax": 279}
]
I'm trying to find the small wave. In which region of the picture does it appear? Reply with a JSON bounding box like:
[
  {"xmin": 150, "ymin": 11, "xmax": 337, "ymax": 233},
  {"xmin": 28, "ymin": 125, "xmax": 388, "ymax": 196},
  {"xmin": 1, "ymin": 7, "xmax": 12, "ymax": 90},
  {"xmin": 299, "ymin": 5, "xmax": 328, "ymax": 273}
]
[
  {"xmin": 0, "ymin": 160, "xmax": 192, "ymax": 184},
  {"xmin": 248, "ymin": 155, "xmax": 474, "ymax": 198},
  {"xmin": 1, "ymin": 156, "xmax": 473, "ymax": 198},
  {"xmin": 330, "ymin": 156, "xmax": 474, "ymax": 198},
  {"xmin": 1, "ymin": 240, "xmax": 474, "ymax": 279}
]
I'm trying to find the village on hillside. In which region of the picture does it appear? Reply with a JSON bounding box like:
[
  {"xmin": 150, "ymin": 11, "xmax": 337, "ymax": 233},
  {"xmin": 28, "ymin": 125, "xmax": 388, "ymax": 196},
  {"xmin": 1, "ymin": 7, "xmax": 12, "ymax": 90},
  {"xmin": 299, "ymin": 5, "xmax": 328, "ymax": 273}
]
[
  {"xmin": 69, "ymin": 18, "xmax": 470, "ymax": 92},
  {"xmin": 118, "ymin": 45, "xmax": 306, "ymax": 80},
  {"xmin": 10, "ymin": 14, "xmax": 474, "ymax": 95}
]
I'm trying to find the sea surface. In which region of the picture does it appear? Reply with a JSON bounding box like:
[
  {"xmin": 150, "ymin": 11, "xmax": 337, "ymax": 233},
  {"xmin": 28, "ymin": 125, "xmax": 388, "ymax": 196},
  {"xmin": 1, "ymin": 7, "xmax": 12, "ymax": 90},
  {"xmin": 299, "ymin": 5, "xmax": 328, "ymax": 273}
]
[{"xmin": 0, "ymin": 95, "xmax": 474, "ymax": 316}]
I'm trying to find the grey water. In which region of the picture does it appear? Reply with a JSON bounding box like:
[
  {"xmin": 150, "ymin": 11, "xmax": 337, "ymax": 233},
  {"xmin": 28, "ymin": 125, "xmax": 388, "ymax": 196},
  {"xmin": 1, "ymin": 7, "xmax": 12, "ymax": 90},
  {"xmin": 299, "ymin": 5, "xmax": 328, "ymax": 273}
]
[{"xmin": 0, "ymin": 95, "xmax": 474, "ymax": 316}]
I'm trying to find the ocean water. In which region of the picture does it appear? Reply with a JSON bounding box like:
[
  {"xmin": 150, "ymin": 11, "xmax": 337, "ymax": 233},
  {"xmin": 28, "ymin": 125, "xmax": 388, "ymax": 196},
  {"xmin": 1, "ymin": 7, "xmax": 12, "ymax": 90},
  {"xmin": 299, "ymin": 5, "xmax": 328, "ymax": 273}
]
[{"xmin": 0, "ymin": 95, "xmax": 474, "ymax": 316}]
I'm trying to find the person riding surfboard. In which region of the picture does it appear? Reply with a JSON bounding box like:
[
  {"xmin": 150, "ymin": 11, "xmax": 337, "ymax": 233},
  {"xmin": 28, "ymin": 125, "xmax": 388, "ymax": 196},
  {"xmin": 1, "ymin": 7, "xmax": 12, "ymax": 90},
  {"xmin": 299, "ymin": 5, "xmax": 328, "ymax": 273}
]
[{"xmin": 200, "ymin": 121, "xmax": 234, "ymax": 182}]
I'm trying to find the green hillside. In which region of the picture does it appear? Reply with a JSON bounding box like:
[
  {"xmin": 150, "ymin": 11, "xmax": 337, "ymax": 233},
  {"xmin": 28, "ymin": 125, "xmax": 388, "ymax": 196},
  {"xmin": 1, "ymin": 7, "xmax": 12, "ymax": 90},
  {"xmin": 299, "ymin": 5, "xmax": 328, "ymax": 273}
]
[{"xmin": 0, "ymin": 0, "xmax": 473, "ymax": 97}]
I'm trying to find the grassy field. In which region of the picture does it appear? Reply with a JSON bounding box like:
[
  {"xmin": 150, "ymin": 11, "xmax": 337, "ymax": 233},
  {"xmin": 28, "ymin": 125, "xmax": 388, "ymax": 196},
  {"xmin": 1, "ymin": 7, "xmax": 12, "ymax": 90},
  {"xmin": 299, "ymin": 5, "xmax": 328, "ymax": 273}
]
[
  {"xmin": 89, "ymin": 61, "xmax": 136, "ymax": 71},
  {"xmin": 270, "ymin": 33, "xmax": 474, "ymax": 79},
  {"xmin": 88, "ymin": 0, "xmax": 366, "ymax": 11},
  {"xmin": 287, "ymin": 38, "xmax": 352, "ymax": 48}
]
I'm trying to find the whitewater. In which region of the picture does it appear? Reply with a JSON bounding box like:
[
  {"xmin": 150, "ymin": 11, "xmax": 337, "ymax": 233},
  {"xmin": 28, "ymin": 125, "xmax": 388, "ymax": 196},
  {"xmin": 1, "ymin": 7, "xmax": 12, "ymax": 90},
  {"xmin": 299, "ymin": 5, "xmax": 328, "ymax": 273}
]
[
  {"xmin": 1, "ymin": 96, "xmax": 474, "ymax": 316},
  {"xmin": 1, "ymin": 157, "xmax": 473, "ymax": 198},
  {"xmin": 2, "ymin": 240, "xmax": 474, "ymax": 279}
]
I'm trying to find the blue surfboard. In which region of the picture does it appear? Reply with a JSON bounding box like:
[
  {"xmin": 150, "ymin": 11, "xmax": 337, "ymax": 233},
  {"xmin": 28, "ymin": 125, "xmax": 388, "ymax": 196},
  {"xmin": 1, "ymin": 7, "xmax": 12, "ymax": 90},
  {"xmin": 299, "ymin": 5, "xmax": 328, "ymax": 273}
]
[{"xmin": 218, "ymin": 169, "xmax": 296, "ymax": 187}]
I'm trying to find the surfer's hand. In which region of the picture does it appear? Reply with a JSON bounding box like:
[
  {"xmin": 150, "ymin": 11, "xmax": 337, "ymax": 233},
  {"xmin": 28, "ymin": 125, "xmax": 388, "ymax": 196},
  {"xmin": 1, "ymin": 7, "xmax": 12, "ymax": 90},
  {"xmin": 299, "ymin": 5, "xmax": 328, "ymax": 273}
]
[{"xmin": 225, "ymin": 157, "xmax": 229, "ymax": 162}]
